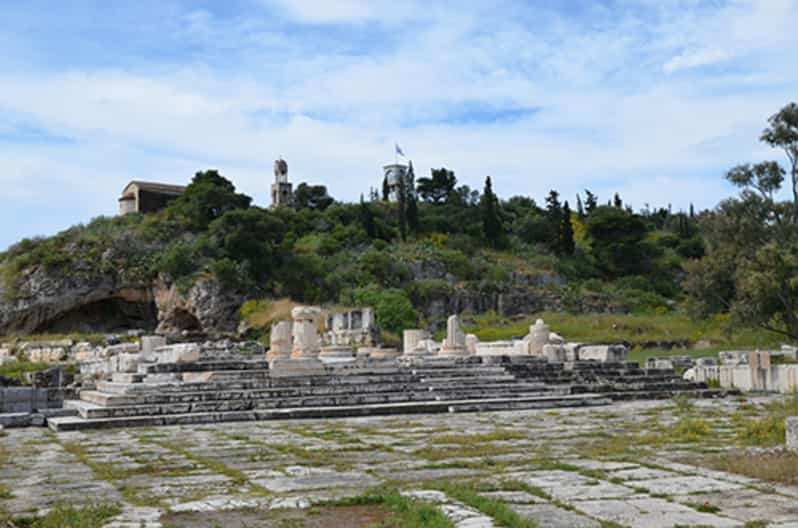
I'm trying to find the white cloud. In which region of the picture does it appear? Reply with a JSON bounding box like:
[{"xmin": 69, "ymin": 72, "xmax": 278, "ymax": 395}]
[{"xmin": 0, "ymin": 0, "xmax": 797, "ymax": 248}]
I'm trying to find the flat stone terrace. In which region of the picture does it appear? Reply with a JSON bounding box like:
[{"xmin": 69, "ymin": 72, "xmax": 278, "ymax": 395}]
[{"xmin": 2, "ymin": 397, "xmax": 798, "ymax": 527}]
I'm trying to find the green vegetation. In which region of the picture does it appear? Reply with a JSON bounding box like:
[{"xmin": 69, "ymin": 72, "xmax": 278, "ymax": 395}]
[
  {"xmin": 733, "ymin": 394, "xmax": 798, "ymax": 446},
  {"xmin": 2, "ymin": 104, "xmax": 798, "ymax": 347},
  {"xmin": 10, "ymin": 503, "xmax": 121, "ymax": 528},
  {"xmin": 434, "ymin": 483, "xmax": 538, "ymax": 528},
  {"xmin": 0, "ymin": 359, "xmax": 53, "ymax": 383},
  {"xmin": 331, "ymin": 488, "xmax": 454, "ymax": 528}
]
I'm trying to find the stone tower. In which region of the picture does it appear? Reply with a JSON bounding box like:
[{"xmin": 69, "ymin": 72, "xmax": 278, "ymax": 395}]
[{"xmin": 271, "ymin": 158, "xmax": 293, "ymax": 208}]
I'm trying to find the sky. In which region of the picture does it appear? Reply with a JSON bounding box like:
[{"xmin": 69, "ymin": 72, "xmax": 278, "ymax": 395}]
[{"xmin": 1, "ymin": 0, "xmax": 797, "ymax": 249}]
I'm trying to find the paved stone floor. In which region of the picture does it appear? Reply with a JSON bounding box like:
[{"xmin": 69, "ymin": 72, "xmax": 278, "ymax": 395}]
[{"xmin": 2, "ymin": 397, "xmax": 798, "ymax": 527}]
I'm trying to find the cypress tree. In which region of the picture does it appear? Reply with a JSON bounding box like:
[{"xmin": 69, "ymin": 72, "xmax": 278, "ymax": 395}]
[
  {"xmin": 397, "ymin": 171, "xmax": 407, "ymax": 241},
  {"xmin": 481, "ymin": 176, "xmax": 503, "ymax": 247},
  {"xmin": 382, "ymin": 176, "xmax": 390, "ymax": 202},
  {"xmin": 406, "ymin": 162, "xmax": 419, "ymax": 237},
  {"xmin": 576, "ymin": 194, "xmax": 585, "ymax": 220},
  {"xmin": 560, "ymin": 200, "xmax": 575, "ymax": 255},
  {"xmin": 359, "ymin": 194, "xmax": 376, "ymax": 238}
]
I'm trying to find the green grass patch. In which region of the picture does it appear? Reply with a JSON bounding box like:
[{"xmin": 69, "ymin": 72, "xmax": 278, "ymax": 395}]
[
  {"xmin": 733, "ymin": 394, "xmax": 798, "ymax": 446},
  {"xmin": 464, "ymin": 311, "xmax": 784, "ymax": 353},
  {"xmin": 0, "ymin": 360, "xmax": 53, "ymax": 384},
  {"xmin": 11, "ymin": 502, "xmax": 121, "ymax": 528},
  {"xmin": 433, "ymin": 483, "xmax": 538, "ymax": 528},
  {"xmin": 328, "ymin": 488, "xmax": 454, "ymax": 528}
]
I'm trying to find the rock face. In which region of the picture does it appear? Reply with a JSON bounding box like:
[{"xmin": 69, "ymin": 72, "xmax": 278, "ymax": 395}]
[
  {"xmin": 155, "ymin": 278, "xmax": 245, "ymax": 335},
  {"xmin": 0, "ymin": 266, "xmax": 244, "ymax": 336}
]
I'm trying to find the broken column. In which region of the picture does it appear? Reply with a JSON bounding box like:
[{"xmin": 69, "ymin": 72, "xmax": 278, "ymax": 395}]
[
  {"xmin": 271, "ymin": 306, "xmax": 326, "ymax": 376},
  {"xmin": 438, "ymin": 315, "xmax": 469, "ymax": 357},
  {"xmin": 403, "ymin": 329, "xmax": 432, "ymax": 357},
  {"xmin": 524, "ymin": 319, "xmax": 550, "ymax": 356},
  {"xmin": 266, "ymin": 321, "xmax": 292, "ymax": 362}
]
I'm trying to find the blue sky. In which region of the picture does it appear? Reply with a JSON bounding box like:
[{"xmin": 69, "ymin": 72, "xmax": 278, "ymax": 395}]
[{"xmin": 1, "ymin": 0, "xmax": 797, "ymax": 249}]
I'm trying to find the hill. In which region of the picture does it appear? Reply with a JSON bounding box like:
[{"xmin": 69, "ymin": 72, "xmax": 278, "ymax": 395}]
[{"xmin": 0, "ymin": 169, "xmax": 701, "ymax": 342}]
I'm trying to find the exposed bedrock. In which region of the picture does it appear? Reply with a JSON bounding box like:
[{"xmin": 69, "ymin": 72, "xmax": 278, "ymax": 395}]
[{"xmin": 0, "ymin": 267, "xmax": 243, "ymax": 336}]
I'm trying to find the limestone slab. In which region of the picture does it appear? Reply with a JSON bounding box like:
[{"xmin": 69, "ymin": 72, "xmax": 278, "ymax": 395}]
[{"xmin": 575, "ymin": 497, "xmax": 739, "ymax": 528}]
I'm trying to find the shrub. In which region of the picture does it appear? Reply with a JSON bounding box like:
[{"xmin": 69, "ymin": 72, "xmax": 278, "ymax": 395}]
[{"xmin": 347, "ymin": 286, "xmax": 418, "ymax": 335}]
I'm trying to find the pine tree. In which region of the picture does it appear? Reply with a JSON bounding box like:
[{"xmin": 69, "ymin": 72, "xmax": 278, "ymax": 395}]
[
  {"xmin": 613, "ymin": 192, "xmax": 623, "ymax": 208},
  {"xmin": 560, "ymin": 200, "xmax": 575, "ymax": 255},
  {"xmin": 481, "ymin": 176, "xmax": 503, "ymax": 248}
]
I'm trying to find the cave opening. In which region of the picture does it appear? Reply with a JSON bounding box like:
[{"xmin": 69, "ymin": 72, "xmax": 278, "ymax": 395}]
[
  {"xmin": 170, "ymin": 309, "xmax": 202, "ymax": 332},
  {"xmin": 36, "ymin": 297, "xmax": 158, "ymax": 334}
]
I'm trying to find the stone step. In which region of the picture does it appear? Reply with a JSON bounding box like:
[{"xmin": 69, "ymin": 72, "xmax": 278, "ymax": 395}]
[
  {"xmin": 409, "ymin": 367, "xmax": 509, "ymax": 377},
  {"xmin": 80, "ymin": 380, "xmax": 553, "ymax": 406},
  {"xmin": 71, "ymin": 387, "xmax": 567, "ymax": 419},
  {"xmin": 142, "ymin": 360, "xmax": 271, "ymax": 374},
  {"xmin": 49, "ymin": 393, "xmax": 611, "ymax": 431}
]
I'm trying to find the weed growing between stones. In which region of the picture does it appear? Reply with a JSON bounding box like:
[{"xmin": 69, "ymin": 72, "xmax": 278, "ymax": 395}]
[
  {"xmin": 432, "ymin": 482, "xmax": 538, "ymax": 528},
  {"xmin": 325, "ymin": 488, "xmax": 454, "ymax": 528},
  {"xmin": 8, "ymin": 502, "xmax": 121, "ymax": 528},
  {"xmin": 686, "ymin": 450, "xmax": 798, "ymax": 486},
  {"xmin": 733, "ymin": 393, "xmax": 798, "ymax": 446}
]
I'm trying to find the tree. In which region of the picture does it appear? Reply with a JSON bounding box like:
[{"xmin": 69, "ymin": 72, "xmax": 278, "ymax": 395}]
[
  {"xmin": 480, "ymin": 176, "xmax": 504, "ymax": 248},
  {"xmin": 169, "ymin": 170, "xmax": 252, "ymax": 230},
  {"xmin": 294, "ymin": 183, "xmax": 334, "ymax": 211},
  {"xmin": 760, "ymin": 102, "xmax": 798, "ymax": 218},
  {"xmin": 559, "ymin": 201, "xmax": 575, "ymax": 255},
  {"xmin": 382, "ymin": 176, "xmax": 390, "ymax": 202},
  {"xmin": 684, "ymin": 103, "xmax": 798, "ymax": 338},
  {"xmin": 359, "ymin": 195, "xmax": 376, "ymax": 238},
  {"xmin": 208, "ymin": 208, "xmax": 285, "ymax": 286},
  {"xmin": 584, "ymin": 189, "xmax": 598, "ymax": 214},
  {"xmin": 417, "ymin": 168, "xmax": 457, "ymax": 204},
  {"xmin": 397, "ymin": 169, "xmax": 407, "ymax": 241},
  {"xmin": 405, "ymin": 162, "xmax": 419, "ymax": 237},
  {"xmin": 613, "ymin": 193, "xmax": 623, "ymax": 209},
  {"xmin": 576, "ymin": 195, "xmax": 585, "ymax": 219},
  {"xmin": 585, "ymin": 206, "xmax": 649, "ymax": 277}
]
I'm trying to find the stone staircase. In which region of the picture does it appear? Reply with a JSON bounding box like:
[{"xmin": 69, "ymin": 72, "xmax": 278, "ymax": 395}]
[
  {"xmin": 500, "ymin": 357, "xmax": 738, "ymax": 400},
  {"xmin": 48, "ymin": 356, "xmax": 735, "ymax": 431}
]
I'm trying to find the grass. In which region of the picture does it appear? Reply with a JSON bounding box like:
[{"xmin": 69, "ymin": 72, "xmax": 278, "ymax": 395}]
[
  {"xmin": 0, "ymin": 360, "xmax": 54, "ymax": 384},
  {"xmin": 433, "ymin": 483, "xmax": 538, "ymax": 528},
  {"xmin": 732, "ymin": 394, "xmax": 798, "ymax": 446},
  {"xmin": 10, "ymin": 503, "xmax": 121, "ymax": 528},
  {"xmin": 687, "ymin": 450, "xmax": 798, "ymax": 486},
  {"xmin": 329, "ymin": 488, "xmax": 454, "ymax": 528},
  {"xmin": 464, "ymin": 311, "xmax": 787, "ymax": 353}
]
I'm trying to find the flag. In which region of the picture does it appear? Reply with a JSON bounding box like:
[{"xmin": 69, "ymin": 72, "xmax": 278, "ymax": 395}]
[{"xmin": 395, "ymin": 143, "xmax": 405, "ymax": 157}]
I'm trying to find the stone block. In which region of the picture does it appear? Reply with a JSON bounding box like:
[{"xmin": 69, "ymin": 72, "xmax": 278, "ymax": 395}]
[
  {"xmin": 787, "ymin": 417, "xmax": 798, "ymax": 450},
  {"xmin": 542, "ymin": 344, "xmax": 566, "ymax": 362},
  {"xmin": 578, "ymin": 345, "xmax": 628, "ymax": 362},
  {"xmin": 476, "ymin": 341, "xmax": 518, "ymax": 356},
  {"xmin": 24, "ymin": 367, "xmax": 62, "ymax": 387},
  {"xmin": 140, "ymin": 335, "xmax": 167, "ymax": 361},
  {"xmin": 153, "ymin": 344, "xmax": 200, "ymax": 364},
  {"xmin": 696, "ymin": 357, "xmax": 717, "ymax": 367},
  {"xmin": 0, "ymin": 356, "xmax": 17, "ymax": 366},
  {"xmin": 116, "ymin": 353, "xmax": 140, "ymax": 373},
  {"xmin": 269, "ymin": 358, "xmax": 326, "ymax": 377},
  {"xmin": 0, "ymin": 348, "xmax": 11, "ymax": 358}
]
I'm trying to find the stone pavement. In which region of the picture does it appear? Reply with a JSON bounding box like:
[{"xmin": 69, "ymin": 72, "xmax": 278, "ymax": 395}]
[{"xmin": 2, "ymin": 398, "xmax": 798, "ymax": 527}]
